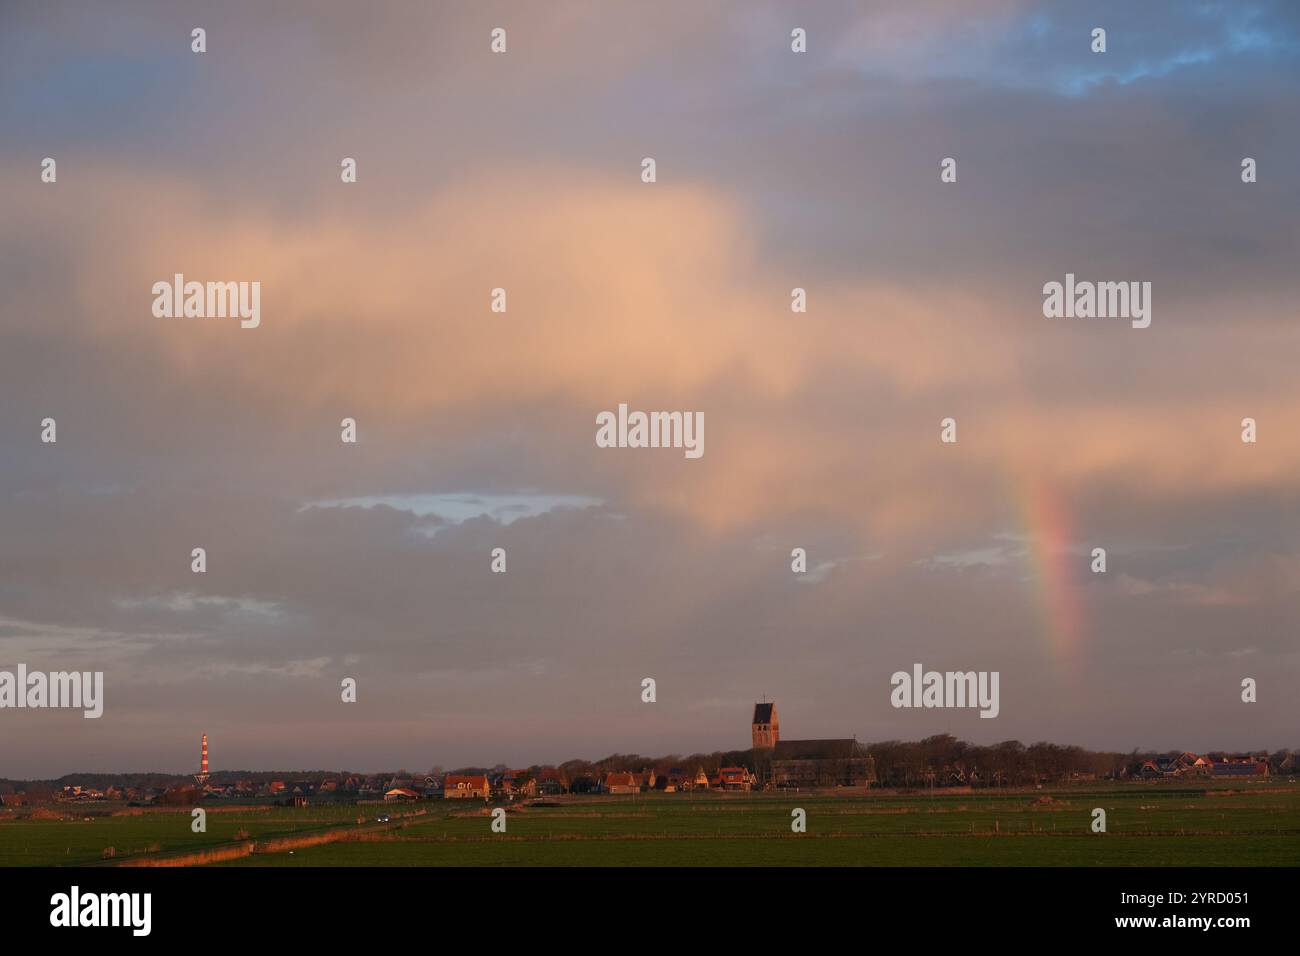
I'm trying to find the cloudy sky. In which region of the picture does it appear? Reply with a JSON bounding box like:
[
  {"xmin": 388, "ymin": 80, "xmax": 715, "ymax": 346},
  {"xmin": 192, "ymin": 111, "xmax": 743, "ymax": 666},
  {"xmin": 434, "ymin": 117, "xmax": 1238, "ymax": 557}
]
[{"xmin": 2, "ymin": 0, "xmax": 1297, "ymax": 777}]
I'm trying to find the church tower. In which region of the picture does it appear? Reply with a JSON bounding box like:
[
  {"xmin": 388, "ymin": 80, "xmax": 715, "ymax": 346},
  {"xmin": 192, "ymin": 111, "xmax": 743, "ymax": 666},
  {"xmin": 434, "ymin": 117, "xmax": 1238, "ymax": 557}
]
[{"xmin": 752, "ymin": 701, "xmax": 779, "ymax": 749}]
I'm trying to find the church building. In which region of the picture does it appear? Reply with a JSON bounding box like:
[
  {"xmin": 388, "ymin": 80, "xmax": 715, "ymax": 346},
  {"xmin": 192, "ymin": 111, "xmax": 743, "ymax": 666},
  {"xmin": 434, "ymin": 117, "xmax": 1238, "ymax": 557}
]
[{"xmin": 752, "ymin": 701, "xmax": 875, "ymax": 789}]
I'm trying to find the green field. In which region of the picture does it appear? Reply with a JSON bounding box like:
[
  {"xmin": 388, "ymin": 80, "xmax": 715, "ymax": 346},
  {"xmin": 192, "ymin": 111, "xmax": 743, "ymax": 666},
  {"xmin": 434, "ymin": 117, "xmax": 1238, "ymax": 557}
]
[
  {"xmin": 3, "ymin": 783, "xmax": 1298, "ymax": 867},
  {"xmin": 0, "ymin": 804, "xmax": 366, "ymax": 866}
]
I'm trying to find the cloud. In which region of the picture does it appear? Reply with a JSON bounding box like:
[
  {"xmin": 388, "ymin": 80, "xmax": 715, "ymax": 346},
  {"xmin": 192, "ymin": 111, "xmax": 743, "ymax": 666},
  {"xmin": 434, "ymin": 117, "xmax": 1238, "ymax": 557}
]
[
  {"xmin": 303, "ymin": 493, "xmax": 603, "ymax": 530},
  {"xmin": 3, "ymin": 0, "xmax": 1299, "ymax": 774}
]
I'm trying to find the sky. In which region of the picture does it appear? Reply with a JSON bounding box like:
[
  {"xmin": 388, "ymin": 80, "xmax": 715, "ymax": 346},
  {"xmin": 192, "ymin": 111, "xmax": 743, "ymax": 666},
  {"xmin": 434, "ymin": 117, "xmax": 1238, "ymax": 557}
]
[{"xmin": 1, "ymin": 0, "xmax": 1298, "ymax": 777}]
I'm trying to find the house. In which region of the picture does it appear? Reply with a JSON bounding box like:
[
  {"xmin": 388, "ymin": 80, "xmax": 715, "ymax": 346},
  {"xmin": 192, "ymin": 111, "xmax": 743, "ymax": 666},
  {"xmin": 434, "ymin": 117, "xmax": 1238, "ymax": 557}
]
[
  {"xmin": 603, "ymin": 772, "xmax": 640, "ymax": 795},
  {"xmin": 1207, "ymin": 755, "xmax": 1269, "ymax": 778},
  {"xmin": 485, "ymin": 770, "xmax": 534, "ymax": 798},
  {"xmin": 443, "ymin": 775, "xmax": 490, "ymax": 800},
  {"xmin": 717, "ymin": 767, "xmax": 755, "ymax": 792},
  {"xmin": 60, "ymin": 786, "xmax": 105, "ymax": 802},
  {"xmin": 1138, "ymin": 753, "xmax": 1199, "ymax": 779},
  {"xmin": 384, "ymin": 787, "xmax": 420, "ymax": 802},
  {"xmin": 1139, "ymin": 758, "xmax": 1179, "ymax": 779},
  {"xmin": 656, "ymin": 768, "xmax": 691, "ymax": 792},
  {"xmin": 536, "ymin": 768, "xmax": 566, "ymax": 795},
  {"xmin": 504, "ymin": 770, "xmax": 536, "ymax": 798}
]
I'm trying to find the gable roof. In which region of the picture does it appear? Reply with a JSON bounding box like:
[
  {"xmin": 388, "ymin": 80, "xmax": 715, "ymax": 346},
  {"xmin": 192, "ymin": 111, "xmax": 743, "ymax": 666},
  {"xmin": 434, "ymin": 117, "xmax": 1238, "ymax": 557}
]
[
  {"xmin": 444, "ymin": 774, "xmax": 488, "ymax": 788},
  {"xmin": 753, "ymin": 703, "xmax": 775, "ymax": 724}
]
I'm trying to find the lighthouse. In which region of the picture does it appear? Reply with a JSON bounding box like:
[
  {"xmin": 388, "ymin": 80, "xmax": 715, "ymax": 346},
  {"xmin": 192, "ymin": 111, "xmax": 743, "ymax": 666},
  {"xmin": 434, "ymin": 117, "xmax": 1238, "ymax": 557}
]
[{"xmin": 194, "ymin": 734, "xmax": 210, "ymax": 788}]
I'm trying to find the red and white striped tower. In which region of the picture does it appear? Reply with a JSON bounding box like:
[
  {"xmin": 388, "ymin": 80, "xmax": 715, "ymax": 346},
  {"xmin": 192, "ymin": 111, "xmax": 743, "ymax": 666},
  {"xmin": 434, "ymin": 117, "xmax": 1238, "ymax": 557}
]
[{"xmin": 194, "ymin": 734, "xmax": 210, "ymax": 787}]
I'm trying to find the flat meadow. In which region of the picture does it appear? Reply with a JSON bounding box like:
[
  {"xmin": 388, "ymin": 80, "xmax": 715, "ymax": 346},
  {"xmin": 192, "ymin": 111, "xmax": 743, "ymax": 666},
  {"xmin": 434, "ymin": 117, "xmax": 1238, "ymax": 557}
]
[
  {"xmin": 0, "ymin": 803, "xmax": 365, "ymax": 866},
  {"xmin": 3, "ymin": 782, "xmax": 1297, "ymax": 867}
]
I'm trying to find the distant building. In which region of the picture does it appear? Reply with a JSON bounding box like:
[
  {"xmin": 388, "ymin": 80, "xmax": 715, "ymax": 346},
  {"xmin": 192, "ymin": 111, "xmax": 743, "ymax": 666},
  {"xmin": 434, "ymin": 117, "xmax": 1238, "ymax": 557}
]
[
  {"xmin": 505, "ymin": 770, "xmax": 536, "ymax": 798},
  {"xmin": 384, "ymin": 788, "xmax": 420, "ymax": 802},
  {"xmin": 443, "ymin": 775, "xmax": 490, "ymax": 800},
  {"xmin": 1139, "ymin": 753, "xmax": 1204, "ymax": 778},
  {"xmin": 656, "ymin": 768, "xmax": 693, "ymax": 792},
  {"xmin": 1134, "ymin": 752, "xmax": 1269, "ymax": 780},
  {"xmin": 752, "ymin": 702, "xmax": 779, "ymax": 750},
  {"xmin": 603, "ymin": 772, "xmax": 640, "ymax": 795},
  {"xmin": 717, "ymin": 767, "xmax": 755, "ymax": 791},
  {"xmin": 770, "ymin": 738, "xmax": 875, "ymax": 788},
  {"xmin": 1207, "ymin": 755, "xmax": 1269, "ymax": 778},
  {"xmin": 753, "ymin": 701, "xmax": 874, "ymax": 788},
  {"xmin": 536, "ymin": 768, "xmax": 566, "ymax": 795}
]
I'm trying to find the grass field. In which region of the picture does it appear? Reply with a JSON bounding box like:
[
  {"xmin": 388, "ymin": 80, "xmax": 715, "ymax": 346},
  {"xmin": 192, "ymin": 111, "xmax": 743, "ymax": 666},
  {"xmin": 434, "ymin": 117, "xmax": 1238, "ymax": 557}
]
[
  {"xmin": 0, "ymin": 804, "xmax": 365, "ymax": 867},
  {"xmin": 3, "ymin": 783, "xmax": 1298, "ymax": 867}
]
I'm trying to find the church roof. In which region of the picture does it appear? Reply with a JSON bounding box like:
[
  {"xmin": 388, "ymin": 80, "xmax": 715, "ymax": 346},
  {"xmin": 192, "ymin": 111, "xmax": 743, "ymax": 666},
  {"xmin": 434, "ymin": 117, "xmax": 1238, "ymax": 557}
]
[
  {"xmin": 752, "ymin": 702, "xmax": 775, "ymax": 723},
  {"xmin": 772, "ymin": 739, "xmax": 862, "ymax": 760}
]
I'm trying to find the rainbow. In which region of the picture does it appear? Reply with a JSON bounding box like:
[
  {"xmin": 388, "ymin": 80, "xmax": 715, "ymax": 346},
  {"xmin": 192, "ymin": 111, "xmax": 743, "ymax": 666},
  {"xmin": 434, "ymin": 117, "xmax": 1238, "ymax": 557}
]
[{"xmin": 1015, "ymin": 476, "xmax": 1085, "ymax": 670}]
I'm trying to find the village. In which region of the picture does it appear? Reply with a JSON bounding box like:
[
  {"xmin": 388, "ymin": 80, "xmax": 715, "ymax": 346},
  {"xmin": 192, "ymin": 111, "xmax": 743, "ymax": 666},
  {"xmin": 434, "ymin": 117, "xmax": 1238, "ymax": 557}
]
[{"xmin": 1, "ymin": 702, "xmax": 1286, "ymax": 810}]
